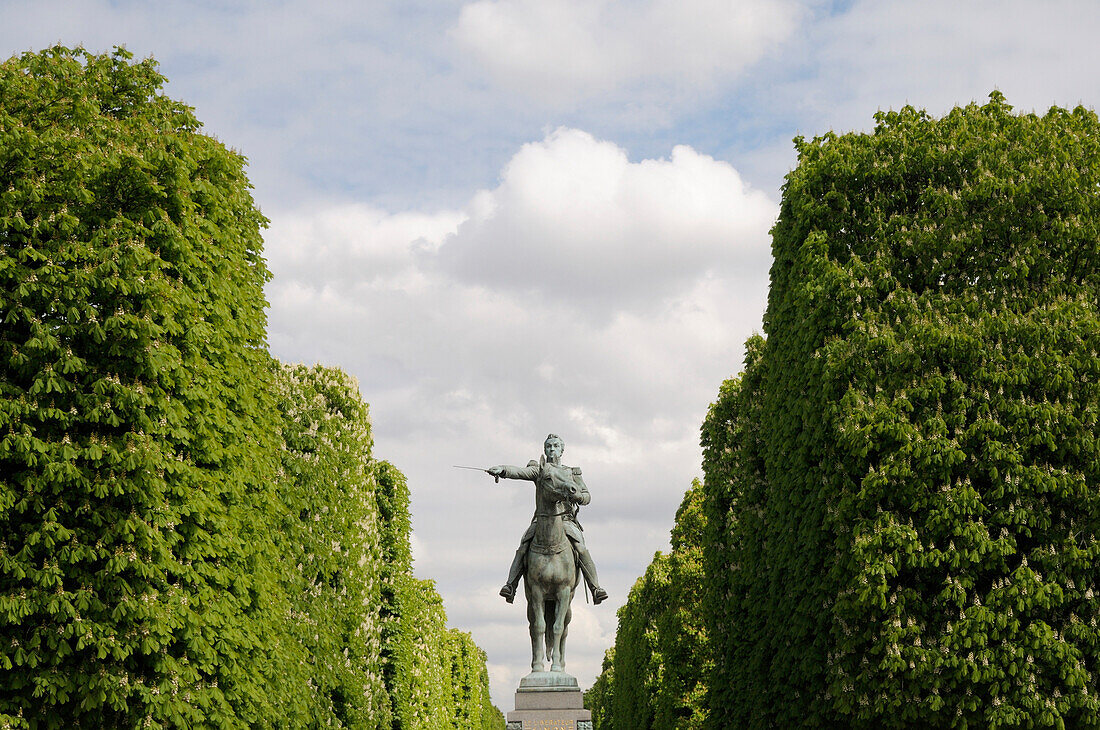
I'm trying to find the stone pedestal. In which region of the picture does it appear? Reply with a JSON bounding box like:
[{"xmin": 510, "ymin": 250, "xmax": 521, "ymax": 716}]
[{"xmin": 505, "ymin": 672, "xmax": 592, "ymax": 730}]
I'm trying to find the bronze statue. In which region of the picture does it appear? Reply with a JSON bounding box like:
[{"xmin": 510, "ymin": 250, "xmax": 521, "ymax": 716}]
[
  {"xmin": 489, "ymin": 434, "xmax": 608, "ymax": 605},
  {"xmin": 487, "ymin": 434, "xmax": 608, "ymax": 673}
]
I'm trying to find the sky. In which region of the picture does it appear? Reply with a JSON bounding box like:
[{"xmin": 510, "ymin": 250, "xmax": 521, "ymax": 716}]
[{"xmin": 4, "ymin": 0, "xmax": 1100, "ymax": 711}]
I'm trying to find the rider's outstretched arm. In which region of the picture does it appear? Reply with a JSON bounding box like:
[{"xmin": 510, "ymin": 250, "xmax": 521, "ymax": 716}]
[{"xmin": 489, "ymin": 460, "xmax": 539, "ymax": 482}]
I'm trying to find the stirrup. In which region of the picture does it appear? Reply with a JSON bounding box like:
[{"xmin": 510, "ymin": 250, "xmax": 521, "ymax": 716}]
[
  {"xmin": 500, "ymin": 584, "xmax": 515, "ymax": 603},
  {"xmin": 592, "ymin": 587, "xmax": 608, "ymax": 605}
]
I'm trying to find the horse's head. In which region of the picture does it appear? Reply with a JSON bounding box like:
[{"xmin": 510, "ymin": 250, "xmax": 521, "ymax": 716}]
[{"xmin": 547, "ymin": 483, "xmax": 578, "ymax": 503}]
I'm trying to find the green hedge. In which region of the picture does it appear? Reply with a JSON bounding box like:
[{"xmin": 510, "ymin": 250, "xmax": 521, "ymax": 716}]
[
  {"xmin": 0, "ymin": 45, "xmax": 286, "ymax": 729},
  {"xmin": 0, "ymin": 46, "xmax": 501, "ymax": 729},
  {"xmin": 274, "ymin": 368, "xmax": 501, "ymax": 730},
  {"xmin": 585, "ymin": 649, "xmax": 614, "ymax": 730},
  {"xmin": 447, "ymin": 629, "xmax": 503, "ymax": 730},
  {"xmin": 702, "ymin": 94, "xmax": 1100, "ymax": 727},
  {"xmin": 274, "ymin": 363, "xmax": 389, "ymax": 727},
  {"xmin": 586, "ymin": 482, "xmax": 709, "ymax": 730}
]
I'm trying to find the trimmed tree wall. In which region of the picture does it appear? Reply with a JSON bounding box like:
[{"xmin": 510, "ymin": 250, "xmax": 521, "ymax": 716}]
[
  {"xmin": 0, "ymin": 46, "xmax": 502, "ymax": 730},
  {"xmin": 702, "ymin": 94, "xmax": 1100, "ymax": 728},
  {"xmin": 0, "ymin": 45, "xmax": 288, "ymax": 728},
  {"xmin": 586, "ymin": 481, "xmax": 709, "ymax": 730},
  {"xmin": 274, "ymin": 363, "xmax": 389, "ymax": 728}
]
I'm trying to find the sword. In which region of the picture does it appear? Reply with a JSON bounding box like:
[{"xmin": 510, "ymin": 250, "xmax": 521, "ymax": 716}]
[{"xmin": 453, "ymin": 465, "xmax": 499, "ymax": 483}]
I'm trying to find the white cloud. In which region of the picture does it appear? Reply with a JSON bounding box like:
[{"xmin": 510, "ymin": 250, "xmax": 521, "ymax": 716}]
[
  {"xmin": 263, "ymin": 128, "xmax": 776, "ymax": 702},
  {"xmin": 266, "ymin": 204, "xmax": 465, "ymax": 287},
  {"xmin": 451, "ymin": 0, "xmax": 803, "ymax": 105},
  {"xmin": 435, "ymin": 127, "xmax": 775, "ymax": 310},
  {"xmin": 266, "ymin": 128, "xmax": 775, "ymax": 440}
]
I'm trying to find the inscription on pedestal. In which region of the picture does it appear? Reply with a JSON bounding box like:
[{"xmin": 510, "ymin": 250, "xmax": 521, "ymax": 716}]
[
  {"xmin": 507, "ymin": 718, "xmax": 589, "ymax": 730},
  {"xmin": 506, "ymin": 710, "xmax": 593, "ymax": 729}
]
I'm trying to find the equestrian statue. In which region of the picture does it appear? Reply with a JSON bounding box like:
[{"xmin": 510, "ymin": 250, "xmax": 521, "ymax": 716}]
[{"xmin": 486, "ymin": 433, "xmax": 608, "ymax": 673}]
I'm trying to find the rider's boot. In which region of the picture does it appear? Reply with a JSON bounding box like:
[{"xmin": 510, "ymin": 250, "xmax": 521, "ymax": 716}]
[
  {"xmin": 500, "ymin": 546, "xmax": 525, "ymax": 603},
  {"xmin": 577, "ymin": 550, "xmax": 609, "ymax": 605}
]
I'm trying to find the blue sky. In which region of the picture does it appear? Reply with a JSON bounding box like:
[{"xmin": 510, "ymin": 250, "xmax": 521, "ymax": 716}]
[{"xmin": 5, "ymin": 0, "xmax": 1100, "ymax": 709}]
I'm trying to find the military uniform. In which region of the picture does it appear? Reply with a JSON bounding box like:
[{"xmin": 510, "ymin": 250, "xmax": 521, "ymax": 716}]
[{"xmin": 498, "ymin": 459, "xmax": 607, "ymax": 604}]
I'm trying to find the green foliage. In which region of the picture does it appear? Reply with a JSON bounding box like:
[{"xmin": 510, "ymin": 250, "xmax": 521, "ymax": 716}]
[
  {"xmin": 447, "ymin": 629, "xmax": 502, "ymax": 730},
  {"xmin": 656, "ymin": 482, "xmax": 710, "ymax": 729},
  {"xmin": 0, "ymin": 45, "xmax": 286, "ymax": 727},
  {"xmin": 383, "ymin": 577, "xmax": 497, "ymax": 729},
  {"xmin": 482, "ymin": 700, "xmax": 506, "ymax": 730},
  {"xmin": 699, "ymin": 340, "xmax": 767, "ymax": 728},
  {"xmin": 611, "ymin": 552, "xmax": 667, "ymax": 729},
  {"xmin": 376, "ymin": 461, "xmax": 413, "ymax": 579},
  {"xmin": 584, "ymin": 648, "xmax": 614, "ymax": 730},
  {"xmin": 273, "ymin": 368, "xmax": 502, "ymax": 729},
  {"xmin": 702, "ymin": 93, "xmax": 1100, "ymax": 727},
  {"xmin": 376, "ymin": 461, "xmax": 414, "ymax": 726},
  {"xmin": 374, "ymin": 463, "xmax": 501, "ymax": 729},
  {"xmin": 0, "ymin": 44, "xmax": 502, "ymax": 729},
  {"xmin": 274, "ymin": 364, "xmax": 389, "ymax": 728},
  {"xmin": 400, "ymin": 578, "xmax": 455, "ymax": 728},
  {"xmin": 587, "ymin": 482, "xmax": 710, "ymax": 730}
]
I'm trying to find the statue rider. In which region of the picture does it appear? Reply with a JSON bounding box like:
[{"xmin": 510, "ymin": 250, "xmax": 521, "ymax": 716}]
[{"xmin": 488, "ymin": 434, "xmax": 609, "ymax": 605}]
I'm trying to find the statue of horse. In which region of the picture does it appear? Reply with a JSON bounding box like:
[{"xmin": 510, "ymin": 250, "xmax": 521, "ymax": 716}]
[{"xmin": 523, "ymin": 475, "xmax": 580, "ymax": 673}]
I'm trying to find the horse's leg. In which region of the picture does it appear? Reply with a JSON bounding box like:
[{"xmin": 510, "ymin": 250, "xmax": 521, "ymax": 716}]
[
  {"xmin": 527, "ymin": 580, "xmax": 546, "ymax": 673},
  {"xmin": 549, "ymin": 584, "xmax": 571, "ymax": 672},
  {"xmin": 559, "ymin": 598, "xmax": 572, "ymax": 670},
  {"xmin": 551, "ymin": 559, "xmax": 577, "ymax": 672}
]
